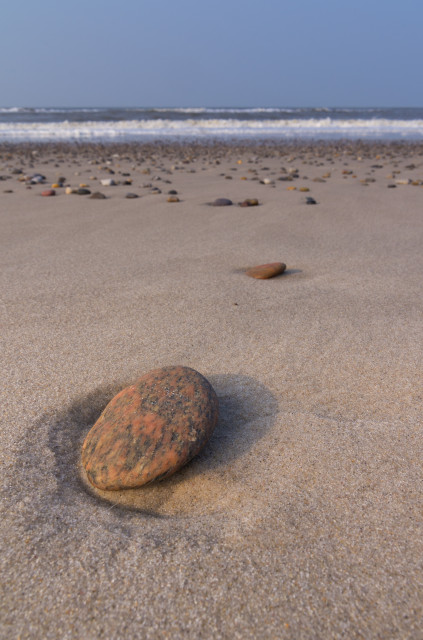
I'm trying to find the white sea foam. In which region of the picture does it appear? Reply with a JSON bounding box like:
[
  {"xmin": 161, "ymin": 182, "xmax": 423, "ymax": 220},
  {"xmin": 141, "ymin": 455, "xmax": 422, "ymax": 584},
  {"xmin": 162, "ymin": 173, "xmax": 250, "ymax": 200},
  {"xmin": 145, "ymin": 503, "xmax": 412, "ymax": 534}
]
[{"xmin": 0, "ymin": 118, "xmax": 422, "ymax": 141}]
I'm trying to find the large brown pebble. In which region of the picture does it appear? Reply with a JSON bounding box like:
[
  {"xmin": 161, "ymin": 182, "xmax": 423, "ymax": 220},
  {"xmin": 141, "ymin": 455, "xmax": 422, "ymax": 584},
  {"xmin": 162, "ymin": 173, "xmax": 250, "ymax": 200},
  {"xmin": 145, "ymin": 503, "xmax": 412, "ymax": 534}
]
[
  {"xmin": 245, "ymin": 262, "xmax": 286, "ymax": 279},
  {"xmin": 81, "ymin": 366, "xmax": 219, "ymax": 490}
]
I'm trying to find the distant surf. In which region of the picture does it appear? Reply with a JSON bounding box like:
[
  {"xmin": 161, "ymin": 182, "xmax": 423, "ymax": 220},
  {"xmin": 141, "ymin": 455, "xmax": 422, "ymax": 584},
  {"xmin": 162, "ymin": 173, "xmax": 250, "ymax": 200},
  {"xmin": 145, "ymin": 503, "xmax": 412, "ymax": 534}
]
[{"xmin": 0, "ymin": 107, "xmax": 422, "ymax": 142}]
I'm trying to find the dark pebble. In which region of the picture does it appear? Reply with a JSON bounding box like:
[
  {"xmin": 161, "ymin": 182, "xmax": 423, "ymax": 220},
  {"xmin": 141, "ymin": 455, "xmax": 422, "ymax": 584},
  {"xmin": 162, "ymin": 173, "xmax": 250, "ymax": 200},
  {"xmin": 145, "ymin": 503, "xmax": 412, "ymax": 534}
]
[
  {"xmin": 209, "ymin": 198, "xmax": 233, "ymax": 206},
  {"xmin": 89, "ymin": 192, "xmax": 107, "ymax": 199}
]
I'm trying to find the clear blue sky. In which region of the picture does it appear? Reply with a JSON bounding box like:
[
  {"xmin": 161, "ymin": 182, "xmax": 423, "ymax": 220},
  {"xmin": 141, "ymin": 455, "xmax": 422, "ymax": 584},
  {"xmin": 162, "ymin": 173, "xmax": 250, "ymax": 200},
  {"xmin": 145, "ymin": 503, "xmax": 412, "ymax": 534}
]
[{"xmin": 1, "ymin": 0, "xmax": 422, "ymax": 107}]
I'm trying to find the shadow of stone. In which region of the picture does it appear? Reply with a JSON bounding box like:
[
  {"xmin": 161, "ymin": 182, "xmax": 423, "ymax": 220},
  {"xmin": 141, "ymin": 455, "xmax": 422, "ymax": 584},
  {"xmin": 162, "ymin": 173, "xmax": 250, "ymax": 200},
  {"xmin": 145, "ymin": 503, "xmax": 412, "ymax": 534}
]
[
  {"xmin": 284, "ymin": 268, "xmax": 303, "ymax": 276},
  {"xmin": 44, "ymin": 373, "xmax": 277, "ymax": 516},
  {"xmin": 233, "ymin": 267, "xmax": 302, "ymax": 278}
]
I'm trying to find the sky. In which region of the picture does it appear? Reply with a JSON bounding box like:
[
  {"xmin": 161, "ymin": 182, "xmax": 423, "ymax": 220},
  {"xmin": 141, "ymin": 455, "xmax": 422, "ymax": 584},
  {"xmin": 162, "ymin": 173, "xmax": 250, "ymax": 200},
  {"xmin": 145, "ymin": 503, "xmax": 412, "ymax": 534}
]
[{"xmin": 1, "ymin": 0, "xmax": 422, "ymax": 108}]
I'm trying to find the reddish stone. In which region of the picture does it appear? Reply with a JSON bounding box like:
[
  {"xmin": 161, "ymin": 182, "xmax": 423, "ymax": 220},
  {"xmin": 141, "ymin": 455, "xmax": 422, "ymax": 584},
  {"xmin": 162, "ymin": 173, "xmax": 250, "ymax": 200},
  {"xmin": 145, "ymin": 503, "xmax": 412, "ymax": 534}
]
[
  {"xmin": 41, "ymin": 189, "xmax": 56, "ymax": 197},
  {"xmin": 245, "ymin": 262, "xmax": 286, "ymax": 279},
  {"xmin": 81, "ymin": 366, "xmax": 219, "ymax": 490}
]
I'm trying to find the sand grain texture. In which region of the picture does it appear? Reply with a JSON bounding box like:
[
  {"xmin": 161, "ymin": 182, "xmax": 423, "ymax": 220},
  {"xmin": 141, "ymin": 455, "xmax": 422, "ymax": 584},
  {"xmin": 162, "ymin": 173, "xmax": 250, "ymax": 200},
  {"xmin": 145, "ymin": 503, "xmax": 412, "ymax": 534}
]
[{"xmin": 1, "ymin": 142, "xmax": 423, "ymax": 639}]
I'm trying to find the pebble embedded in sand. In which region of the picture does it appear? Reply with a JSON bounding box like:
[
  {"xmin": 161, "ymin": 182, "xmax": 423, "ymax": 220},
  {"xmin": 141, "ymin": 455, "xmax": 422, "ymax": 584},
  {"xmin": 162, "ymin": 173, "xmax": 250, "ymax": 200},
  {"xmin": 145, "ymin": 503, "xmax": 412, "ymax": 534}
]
[
  {"xmin": 41, "ymin": 189, "xmax": 55, "ymax": 196},
  {"xmin": 245, "ymin": 262, "xmax": 286, "ymax": 279},
  {"xmin": 100, "ymin": 178, "xmax": 116, "ymax": 186},
  {"xmin": 209, "ymin": 198, "xmax": 233, "ymax": 206},
  {"xmin": 76, "ymin": 188, "xmax": 91, "ymax": 195},
  {"xmin": 167, "ymin": 195, "xmax": 180, "ymax": 202},
  {"xmin": 125, "ymin": 192, "xmax": 139, "ymax": 199},
  {"xmin": 238, "ymin": 198, "xmax": 259, "ymax": 207},
  {"xmin": 81, "ymin": 366, "xmax": 219, "ymax": 490},
  {"xmin": 89, "ymin": 191, "xmax": 107, "ymax": 199}
]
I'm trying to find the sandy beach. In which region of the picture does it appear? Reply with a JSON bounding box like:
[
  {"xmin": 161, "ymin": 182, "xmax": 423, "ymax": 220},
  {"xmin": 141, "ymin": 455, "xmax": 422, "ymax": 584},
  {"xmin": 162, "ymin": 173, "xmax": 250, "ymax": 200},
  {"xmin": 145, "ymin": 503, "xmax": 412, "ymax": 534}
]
[{"xmin": 1, "ymin": 140, "xmax": 423, "ymax": 638}]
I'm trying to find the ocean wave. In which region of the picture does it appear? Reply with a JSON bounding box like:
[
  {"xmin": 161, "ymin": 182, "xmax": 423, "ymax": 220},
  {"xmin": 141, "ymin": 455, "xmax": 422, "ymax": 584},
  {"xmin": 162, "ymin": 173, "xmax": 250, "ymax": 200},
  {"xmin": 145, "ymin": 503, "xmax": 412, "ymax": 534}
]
[{"xmin": 0, "ymin": 118, "xmax": 422, "ymax": 141}]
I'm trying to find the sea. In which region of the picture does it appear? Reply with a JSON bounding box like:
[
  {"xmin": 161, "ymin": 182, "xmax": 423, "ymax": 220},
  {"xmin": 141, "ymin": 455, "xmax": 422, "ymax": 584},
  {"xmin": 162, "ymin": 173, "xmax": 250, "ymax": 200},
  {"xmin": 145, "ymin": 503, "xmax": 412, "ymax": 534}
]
[{"xmin": 0, "ymin": 107, "xmax": 422, "ymax": 143}]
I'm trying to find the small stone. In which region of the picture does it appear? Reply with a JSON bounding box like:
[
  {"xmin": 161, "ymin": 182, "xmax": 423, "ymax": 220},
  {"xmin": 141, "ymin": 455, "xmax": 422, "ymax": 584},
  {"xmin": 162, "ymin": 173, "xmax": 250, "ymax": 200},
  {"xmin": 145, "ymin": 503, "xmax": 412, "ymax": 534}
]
[
  {"xmin": 125, "ymin": 192, "xmax": 139, "ymax": 199},
  {"xmin": 168, "ymin": 190, "xmax": 178, "ymax": 195},
  {"xmin": 261, "ymin": 178, "xmax": 274, "ymax": 185},
  {"xmin": 209, "ymin": 198, "xmax": 233, "ymax": 206},
  {"xmin": 387, "ymin": 184, "xmax": 397, "ymax": 188},
  {"xmin": 167, "ymin": 195, "xmax": 180, "ymax": 202},
  {"xmin": 81, "ymin": 366, "xmax": 219, "ymax": 490},
  {"xmin": 76, "ymin": 188, "xmax": 91, "ymax": 195},
  {"xmin": 51, "ymin": 183, "xmax": 61, "ymax": 189},
  {"xmin": 3, "ymin": 189, "xmax": 13, "ymax": 193},
  {"xmin": 41, "ymin": 189, "xmax": 55, "ymax": 197},
  {"xmin": 89, "ymin": 192, "xmax": 107, "ymax": 199},
  {"xmin": 29, "ymin": 174, "xmax": 46, "ymax": 184},
  {"xmin": 238, "ymin": 198, "xmax": 259, "ymax": 207},
  {"xmin": 245, "ymin": 262, "xmax": 286, "ymax": 280},
  {"xmin": 65, "ymin": 187, "xmax": 74, "ymax": 195},
  {"xmin": 306, "ymin": 197, "xmax": 317, "ymax": 205},
  {"xmin": 100, "ymin": 178, "xmax": 116, "ymax": 186},
  {"xmin": 299, "ymin": 187, "xmax": 310, "ymax": 192}
]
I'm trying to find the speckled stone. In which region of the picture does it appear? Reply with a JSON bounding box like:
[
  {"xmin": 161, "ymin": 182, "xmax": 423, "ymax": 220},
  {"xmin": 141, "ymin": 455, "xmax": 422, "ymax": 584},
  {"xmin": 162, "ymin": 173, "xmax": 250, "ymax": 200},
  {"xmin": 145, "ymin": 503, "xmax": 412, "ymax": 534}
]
[
  {"xmin": 245, "ymin": 262, "xmax": 286, "ymax": 279},
  {"xmin": 81, "ymin": 366, "xmax": 219, "ymax": 490},
  {"xmin": 238, "ymin": 198, "xmax": 259, "ymax": 207}
]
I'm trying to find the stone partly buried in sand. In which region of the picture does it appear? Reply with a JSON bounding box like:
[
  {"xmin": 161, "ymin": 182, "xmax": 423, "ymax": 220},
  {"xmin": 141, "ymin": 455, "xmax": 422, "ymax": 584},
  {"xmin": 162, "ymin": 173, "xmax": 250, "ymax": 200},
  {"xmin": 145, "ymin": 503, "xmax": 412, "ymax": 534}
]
[
  {"xmin": 238, "ymin": 198, "xmax": 259, "ymax": 207},
  {"xmin": 245, "ymin": 262, "xmax": 286, "ymax": 279},
  {"xmin": 81, "ymin": 366, "xmax": 219, "ymax": 490},
  {"xmin": 208, "ymin": 197, "xmax": 233, "ymax": 206}
]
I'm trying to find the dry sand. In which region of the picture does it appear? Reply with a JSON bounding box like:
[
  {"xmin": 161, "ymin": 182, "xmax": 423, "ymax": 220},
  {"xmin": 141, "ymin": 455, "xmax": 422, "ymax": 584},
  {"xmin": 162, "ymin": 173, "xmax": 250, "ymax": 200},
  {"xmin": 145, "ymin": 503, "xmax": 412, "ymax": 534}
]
[{"xmin": 1, "ymin": 141, "xmax": 423, "ymax": 639}]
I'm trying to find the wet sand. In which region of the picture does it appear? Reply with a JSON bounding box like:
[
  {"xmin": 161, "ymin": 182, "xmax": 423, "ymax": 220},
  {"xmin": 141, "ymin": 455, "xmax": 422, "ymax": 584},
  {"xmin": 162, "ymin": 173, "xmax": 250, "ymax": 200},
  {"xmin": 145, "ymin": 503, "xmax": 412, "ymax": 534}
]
[{"xmin": 1, "ymin": 141, "xmax": 423, "ymax": 639}]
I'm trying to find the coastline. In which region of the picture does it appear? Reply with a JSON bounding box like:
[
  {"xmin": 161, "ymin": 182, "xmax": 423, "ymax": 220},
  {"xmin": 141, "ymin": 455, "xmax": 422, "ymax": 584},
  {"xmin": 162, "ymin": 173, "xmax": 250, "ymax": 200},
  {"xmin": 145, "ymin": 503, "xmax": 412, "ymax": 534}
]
[{"xmin": 1, "ymin": 139, "xmax": 423, "ymax": 638}]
